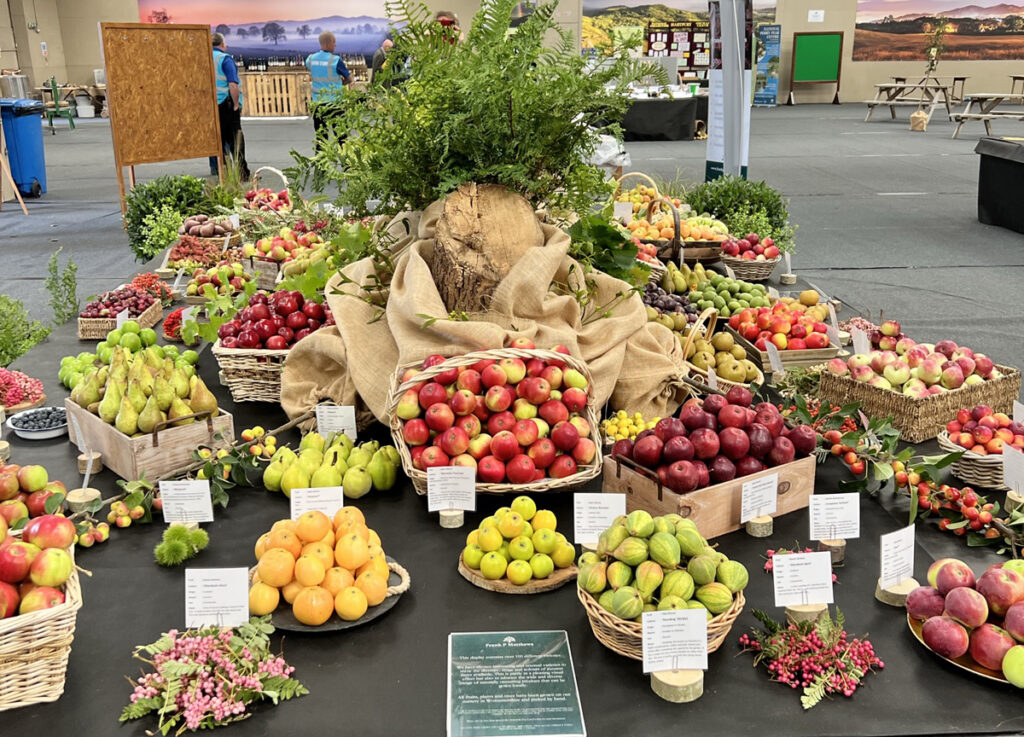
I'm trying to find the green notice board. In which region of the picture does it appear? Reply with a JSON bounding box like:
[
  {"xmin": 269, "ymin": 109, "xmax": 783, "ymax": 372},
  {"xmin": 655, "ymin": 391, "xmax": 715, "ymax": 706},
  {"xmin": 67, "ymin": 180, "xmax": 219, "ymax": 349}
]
[{"xmin": 792, "ymin": 32, "xmax": 842, "ymax": 83}]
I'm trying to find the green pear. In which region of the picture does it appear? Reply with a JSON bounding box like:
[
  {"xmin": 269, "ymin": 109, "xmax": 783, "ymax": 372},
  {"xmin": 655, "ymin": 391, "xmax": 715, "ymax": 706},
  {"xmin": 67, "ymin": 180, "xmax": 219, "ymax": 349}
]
[
  {"xmin": 297, "ymin": 451, "xmax": 322, "ymax": 476},
  {"xmin": 98, "ymin": 380, "xmax": 123, "ymax": 424},
  {"xmin": 330, "ymin": 433, "xmax": 355, "ymax": 454},
  {"xmin": 347, "ymin": 447, "xmax": 373, "ymax": 469},
  {"xmin": 343, "ymin": 466, "xmax": 373, "ymax": 499},
  {"xmin": 187, "ymin": 376, "xmax": 219, "ymax": 418},
  {"xmin": 169, "ymin": 369, "xmax": 189, "ymax": 399},
  {"xmin": 263, "ymin": 459, "xmax": 285, "ymax": 492},
  {"xmin": 137, "ymin": 394, "xmax": 163, "ymax": 434},
  {"xmin": 73, "ymin": 370, "xmax": 101, "ymax": 408},
  {"xmin": 145, "ymin": 346, "xmax": 163, "ymax": 373},
  {"xmin": 280, "ymin": 463, "xmax": 311, "ymax": 498},
  {"xmin": 367, "ymin": 449, "xmax": 397, "ymax": 491},
  {"xmin": 126, "ymin": 379, "xmax": 148, "ymax": 414},
  {"xmin": 115, "ymin": 393, "xmax": 139, "ymax": 435},
  {"xmin": 153, "ymin": 375, "xmax": 174, "ymax": 412},
  {"xmin": 300, "ymin": 432, "xmax": 326, "ymax": 453},
  {"xmin": 271, "ymin": 447, "xmax": 297, "ymax": 464},
  {"xmin": 161, "ymin": 357, "xmax": 175, "ymax": 380},
  {"xmin": 310, "ymin": 464, "xmax": 342, "ymax": 488},
  {"xmin": 168, "ymin": 395, "xmax": 195, "ymax": 426}
]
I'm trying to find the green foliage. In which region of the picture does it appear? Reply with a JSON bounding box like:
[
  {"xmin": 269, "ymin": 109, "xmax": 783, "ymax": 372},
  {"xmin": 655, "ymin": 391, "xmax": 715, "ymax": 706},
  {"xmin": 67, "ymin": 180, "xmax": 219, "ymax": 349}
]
[
  {"xmin": 567, "ymin": 210, "xmax": 647, "ymax": 285},
  {"xmin": 45, "ymin": 246, "xmax": 79, "ymax": 325},
  {"xmin": 0, "ymin": 296, "xmax": 51, "ymax": 367},
  {"xmin": 687, "ymin": 175, "xmax": 796, "ymax": 252},
  {"xmin": 287, "ymin": 0, "xmax": 662, "ymax": 219},
  {"xmin": 140, "ymin": 205, "xmax": 185, "ymax": 263},
  {"xmin": 123, "ymin": 175, "xmax": 208, "ymax": 261},
  {"xmin": 154, "ymin": 523, "xmax": 211, "ymax": 566}
]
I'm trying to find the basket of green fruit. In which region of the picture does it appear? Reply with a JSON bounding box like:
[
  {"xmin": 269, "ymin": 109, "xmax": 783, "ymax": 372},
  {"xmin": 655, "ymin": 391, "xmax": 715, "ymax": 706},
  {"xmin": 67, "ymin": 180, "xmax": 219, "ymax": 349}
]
[{"xmin": 681, "ymin": 309, "xmax": 764, "ymax": 389}]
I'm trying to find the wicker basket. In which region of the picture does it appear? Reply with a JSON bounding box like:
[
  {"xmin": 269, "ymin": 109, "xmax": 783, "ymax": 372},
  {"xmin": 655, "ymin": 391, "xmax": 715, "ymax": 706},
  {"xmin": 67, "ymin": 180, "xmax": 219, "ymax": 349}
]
[
  {"xmin": 0, "ymin": 534, "xmax": 82, "ymax": 711},
  {"xmin": 720, "ymin": 254, "xmax": 781, "ymax": 282},
  {"xmin": 195, "ymin": 231, "xmax": 241, "ymax": 250},
  {"xmin": 577, "ymin": 586, "xmax": 744, "ymax": 661},
  {"xmin": 245, "ymin": 166, "xmax": 292, "ymax": 211},
  {"xmin": 645, "ymin": 258, "xmax": 667, "ymax": 286},
  {"xmin": 937, "ymin": 431, "xmax": 1009, "ymax": 491},
  {"xmin": 211, "ymin": 339, "xmax": 289, "ymax": 403},
  {"xmin": 614, "ymin": 171, "xmax": 660, "ymax": 200},
  {"xmin": 387, "ymin": 348, "xmax": 603, "ymax": 495},
  {"xmin": 77, "ymin": 299, "xmax": 163, "ymax": 340},
  {"xmin": 680, "ymin": 309, "xmax": 765, "ymax": 391},
  {"xmin": 819, "ymin": 366, "xmax": 1022, "ymax": 444}
]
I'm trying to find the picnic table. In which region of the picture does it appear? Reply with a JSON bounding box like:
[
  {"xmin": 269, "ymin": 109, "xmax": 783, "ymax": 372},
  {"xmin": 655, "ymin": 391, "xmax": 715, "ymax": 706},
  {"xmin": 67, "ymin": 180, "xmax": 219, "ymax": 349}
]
[
  {"xmin": 891, "ymin": 74, "xmax": 969, "ymax": 103},
  {"xmin": 863, "ymin": 79, "xmax": 952, "ymax": 124},
  {"xmin": 951, "ymin": 93, "xmax": 1024, "ymax": 139},
  {"xmin": 1011, "ymin": 74, "xmax": 1024, "ymax": 95}
]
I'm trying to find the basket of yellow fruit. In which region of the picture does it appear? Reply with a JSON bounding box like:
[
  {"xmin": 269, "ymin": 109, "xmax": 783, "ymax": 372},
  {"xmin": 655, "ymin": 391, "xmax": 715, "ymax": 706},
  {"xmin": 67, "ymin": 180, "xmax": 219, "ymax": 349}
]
[
  {"xmin": 601, "ymin": 410, "xmax": 662, "ymax": 451},
  {"xmin": 614, "ymin": 172, "xmax": 661, "ymax": 213},
  {"xmin": 680, "ymin": 308, "xmax": 764, "ymax": 389},
  {"xmin": 626, "ymin": 198, "xmax": 727, "ymax": 265}
]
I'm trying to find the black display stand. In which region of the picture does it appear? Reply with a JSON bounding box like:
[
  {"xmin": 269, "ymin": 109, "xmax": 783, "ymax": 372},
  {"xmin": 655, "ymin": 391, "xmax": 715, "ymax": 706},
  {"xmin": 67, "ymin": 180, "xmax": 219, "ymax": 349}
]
[{"xmin": 976, "ymin": 137, "xmax": 1024, "ymax": 234}]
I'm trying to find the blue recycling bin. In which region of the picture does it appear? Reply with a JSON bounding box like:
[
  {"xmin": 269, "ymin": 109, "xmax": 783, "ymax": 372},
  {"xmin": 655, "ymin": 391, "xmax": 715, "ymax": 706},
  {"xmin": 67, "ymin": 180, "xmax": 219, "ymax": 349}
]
[{"xmin": 0, "ymin": 98, "xmax": 46, "ymax": 197}]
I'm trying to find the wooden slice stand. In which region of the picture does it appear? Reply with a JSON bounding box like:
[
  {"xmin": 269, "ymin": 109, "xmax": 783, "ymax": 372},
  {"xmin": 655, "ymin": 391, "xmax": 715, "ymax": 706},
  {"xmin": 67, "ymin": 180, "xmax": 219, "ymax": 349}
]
[
  {"xmin": 439, "ymin": 509, "xmax": 465, "ymax": 528},
  {"xmin": 818, "ymin": 539, "xmax": 846, "ymax": 566},
  {"xmin": 785, "ymin": 603, "xmax": 828, "ymax": 625},
  {"xmin": 77, "ymin": 451, "xmax": 103, "ymax": 475},
  {"xmin": 745, "ymin": 515, "xmax": 773, "ymax": 537},
  {"xmin": 457, "ymin": 555, "xmax": 576, "ymax": 595},
  {"xmin": 651, "ymin": 669, "xmax": 703, "ymax": 703},
  {"xmin": 875, "ymin": 577, "xmax": 919, "ymax": 607},
  {"xmin": 0, "ymin": 440, "xmax": 9, "ymax": 463},
  {"xmin": 4, "ymin": 394, "xmax": 45, "ymax": 414},
  {"xmin": 1006, "ymin": 491, "xmax": 1024, "ymax": 515},
  {"xmin": 66, "ymin": 487, "xmax": 101, "ymax": 513}
]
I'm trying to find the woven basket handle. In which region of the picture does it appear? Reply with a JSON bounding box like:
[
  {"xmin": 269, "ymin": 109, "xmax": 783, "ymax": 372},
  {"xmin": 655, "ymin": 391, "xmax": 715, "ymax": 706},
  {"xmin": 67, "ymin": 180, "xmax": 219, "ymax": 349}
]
[
  {"xmin": 679, "ymin": 307, "xmax": 718, "ymax": 362},
  {"xmin": 614, "ymin": 171, "xmax": 659, "ymax": 198},
  {"xmin": 151, "ymin": 411, "xmax": 214, "ymax": 446},
  {"xmin": 647, "ymin": 195, "xmax": 683, "ymax": 251},
  {"xmin": 251, "ymin": 166, "xmax": 290, "ymax": 193}
]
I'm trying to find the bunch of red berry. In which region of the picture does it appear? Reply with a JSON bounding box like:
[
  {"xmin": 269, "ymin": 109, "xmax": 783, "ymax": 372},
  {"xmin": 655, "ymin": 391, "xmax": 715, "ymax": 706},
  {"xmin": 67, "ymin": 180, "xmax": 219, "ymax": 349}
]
[
  {"xmin": 293, "ymin": 219, "xmax": 330, "ymax": 234},
  {"xmin": 912, "ymin": 481, "xmax": 1005, "ymax": 541},
  {"xmin": 0, "ymin": 368, "xmax": 44, "ymax": 408},
  {"xmin": 130, "ymin": 272, "xmax": 174, "ymax": 303},
  {"xmin": 823, "ymin": 431, "xmax": 867, "ymax": 476}
]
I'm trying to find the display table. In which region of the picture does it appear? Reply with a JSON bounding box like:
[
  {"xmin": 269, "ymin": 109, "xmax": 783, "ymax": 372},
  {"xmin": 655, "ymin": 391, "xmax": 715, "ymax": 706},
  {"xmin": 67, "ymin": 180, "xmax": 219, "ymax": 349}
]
[
  {"xmin": 976, "ymin": 136, "xmax": 1024, "ymax": 235},
  {"xmin": 622, "ymin": 96, "xmax": 703, "ymax": 141},
  {"xmin": 1, "ymin": 309, "xmax": 1019, "ymax": 736}
]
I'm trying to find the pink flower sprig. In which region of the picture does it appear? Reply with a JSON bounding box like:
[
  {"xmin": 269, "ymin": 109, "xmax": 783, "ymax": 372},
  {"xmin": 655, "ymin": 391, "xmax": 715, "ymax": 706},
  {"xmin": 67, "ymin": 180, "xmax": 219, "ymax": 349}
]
[
  {"xmin": 121, "ymin": 617, "xmax": 307, "ymax": 734},
  {"xmin": 0, "ymin": 368, "xmax": 43, "ymax": 407},
  {"xmin": 764, "ymin": 547, "xmax": 838, "ymax": 583}
]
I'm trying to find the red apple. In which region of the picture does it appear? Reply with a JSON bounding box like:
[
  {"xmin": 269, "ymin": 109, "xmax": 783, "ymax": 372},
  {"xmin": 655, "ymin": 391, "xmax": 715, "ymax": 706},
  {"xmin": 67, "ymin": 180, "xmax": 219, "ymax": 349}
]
[
  {"xmin": 525, "ymin": 357, "xmax": 546, "ymax": 377},
  {"xmin": 539, "ymin": 400, "xmax": 570, "ymax": 426},
  {"xmin": 477, "ymin": 456, "xmax": 506, "ymax": 483},
  {"xmin": 0, "ymin": 472, "xmax": 19, "ymax": 501},
  {"xmin": 484, "ymin": 385, "xmax": 513, "ymax": 413},
  {"xmin": 935, "ymin": 560, "xmax": 976, "ymax": 596},
  {"xmin": 969, "ymin": 623, "xmax": 1016, "ymax": 671},
  {"xmin": 29, "ymin": 547, "xmax": 72, "ymax": 587},
  {"xmin": 562, "ymin": 387, "xmax": 588, "ymax": 414},
  {"xmin": 905, "ymin": 585, "xmax": 946, "ymax": 621},
  {"xmin": 420, "ymin": 446, "xmax": 450, "ymax": 469},
  {"xmin": 403, "ymin": 419, "xmax": 430, "ymax": 446},
  {"xmin": 486, "ymin": 411, "xmax": 517, "ymax": 436},
  {"xmin": 418, "ymin": 382, "xmax": 448, "ymax": 409},
  {"xmin": 548, "ymin": 455, "xmax": 578, "ymax": 479},
  {"xmin": 633, "ymin": 435, "xmax": 664, "ymax": 468},
  {"xmin": 976, "ymin": 568, "xmax": 1024, "ymax": 618},
  {"xmin": 718, "ymin": 427, "xmax": 751, "ymax": 460},
  {"xmin": 725, "ymin": 386, "xmax": 753, "ymax": 408},
  {"xmin": 550, "ymin": 422, "xmax": 580, "ymax": 452},
  {"xmin": 513, "ymin": 420, "xmax": 540, "ymax": 448},
  {"xmin": 610, "ymin": 438, "xmax": 633, "ymax": 462},
  {"xmin": 572, "ymin": 438, "xmax": 597, "ymax": 465},
  {"xmin": 498, "ymin": 358, "xmax": 527, "ymax": 384},
  {"xmin": 437, "ymin": 427, "xmax": 470, "ymax": 457},
  {"xmin": 19, "ymin": 586, "xmax": 64, "ymax": 614},
  {"xmin": 23, "ymin": 515, "xmax": 75, "ymax": 550},
  {"xmin": 455, "ymin": 414, "xmax": 482, "ymax": 439},
  {"xmin": 689, "ymin": 428, "xmax": 720, "ymax": 460},
  {"xmin": 540, "ymin": 365, "xmax": 563, "ymax": 389},
  {"xmin": 0, "ymin": 541, "xmax": 38, "ymax": 583},
  {"xmin": 425, "ymin": 403, "xmax": 456, "ymax": 432},
  {"xmin": 506, "ymin": 454, "xmax": 537, "ymax": 484},
  {"xmin": 666, "ymin": 460, "xmax": 699, "ymax": 493},
  {"xmin": 519, "ymin": 377, "xmax": 551, "ymax": 405},
  {"xmin": 735, "ymin": 456, "xmax": 765, "ymax": 477},
  {"xmin": 662, "ymin": 435, "xmax": 695, "ymax": 463},
  {"xmin": 0, "ymin": 580, "xmax": 18, "ymax": 618},
  {"xmin": 708, "ymin": 455, "xmax": 737, "ymax": 484},
  {"xmin": 527, "ymin": 438, "xmax": 557, "ymax": 469},
  {"xmin": 0, "ymin": 500, "xmax": 28, "ymax": 527},
  {"xmin": 490, "ymin": 431, "xmax": 520, "ymax": 462},
  {"xmin": 944, "ymin": 586, "xmax": 988, "ymax": 629},
  {"xmin": 16, "ymin": 465, "xmax": 47, "ymax": 493},
  {"xmin": 718, "ymin": 405, "xmax": 751, "ymax": 429}
]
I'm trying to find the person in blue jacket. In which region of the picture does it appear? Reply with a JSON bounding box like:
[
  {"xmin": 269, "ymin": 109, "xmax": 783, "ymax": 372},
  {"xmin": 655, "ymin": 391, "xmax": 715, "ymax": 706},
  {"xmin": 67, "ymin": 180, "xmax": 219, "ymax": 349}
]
[
  {"xmin": 209, "ymin": 33, "xmax": 250, "ymax": 179},
  {"xmin": 305, "ymin": 31, "xmax": 352, "ymax": 152}
]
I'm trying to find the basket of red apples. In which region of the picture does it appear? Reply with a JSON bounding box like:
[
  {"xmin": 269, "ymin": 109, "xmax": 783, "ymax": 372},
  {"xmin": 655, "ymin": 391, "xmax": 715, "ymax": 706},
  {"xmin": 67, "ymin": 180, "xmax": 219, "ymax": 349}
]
[
  {"xmin": 211, "ymin": 290, "xmax": 334, "ymax": 403},
  {"xmin": 937, "ymin": 405, "xmax": 1024, "ymax": 491},
  {"xmin": 387, "ymin": 344, "xmax": 603, "ymax": 494},
  {"xmin": 906, "ymin": 558, "xmax": 1024, "ymax": 687},
  {"xmin": 0, "ymin": 514, "xmax": 83, "ymax": 711},
  {"xmin": 77, "ymin": 287, "xmax": 162, "ymax": 339},
  {"xmin": 720, "ymin": 232, "xmax": 781, "ymax": 282}
]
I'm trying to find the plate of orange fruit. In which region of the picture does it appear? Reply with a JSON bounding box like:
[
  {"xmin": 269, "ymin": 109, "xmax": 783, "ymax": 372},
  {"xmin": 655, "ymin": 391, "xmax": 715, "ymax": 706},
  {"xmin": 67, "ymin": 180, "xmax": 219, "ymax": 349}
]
[{"xmin": 248, "ymin": 505, "xmax": 411, "ymax": 632}]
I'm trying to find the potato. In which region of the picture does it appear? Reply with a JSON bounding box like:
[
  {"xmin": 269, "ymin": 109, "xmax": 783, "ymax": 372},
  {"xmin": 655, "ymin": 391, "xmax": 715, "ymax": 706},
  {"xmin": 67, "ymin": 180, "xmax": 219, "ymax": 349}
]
[
  {"xmin": 188, "ymin": 225, "xmax": 202, "ymax": 236},
  {"xmin": 196, "ymin": 214, "xmax": 209, "ymax": 223},
  {"xmin": 213, "ymin": 225, "xmax": 225, "ymax": 236},
  {"xmin": 200, "ymin": 223, "xmax": 216, "ymax": 237},
  {"xmin": 178, "ymin": 225, "xmax": 186, "ymax": 234}
]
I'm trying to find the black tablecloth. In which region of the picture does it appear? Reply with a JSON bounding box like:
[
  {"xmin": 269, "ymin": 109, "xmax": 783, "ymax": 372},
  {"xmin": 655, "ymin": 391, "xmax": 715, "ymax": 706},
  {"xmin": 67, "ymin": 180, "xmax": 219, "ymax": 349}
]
[
  {"xmin": 3, "ymin": 312, "xmax": 1022, "ymax": 737},
  {"xmin": 976, "ymin": 136, "xmax": 1024, "ymax": 234},
  {"xmin": 622, "ymin": 97, "xmax": 702, "ymax": 142}
]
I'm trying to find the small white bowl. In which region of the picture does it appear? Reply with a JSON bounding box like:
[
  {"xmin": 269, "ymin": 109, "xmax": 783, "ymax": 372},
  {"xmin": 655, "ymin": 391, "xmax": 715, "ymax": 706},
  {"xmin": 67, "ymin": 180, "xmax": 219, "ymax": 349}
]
[{"xmin": 6, "ymin": 408, "xmax": 69, "ymax": 440}]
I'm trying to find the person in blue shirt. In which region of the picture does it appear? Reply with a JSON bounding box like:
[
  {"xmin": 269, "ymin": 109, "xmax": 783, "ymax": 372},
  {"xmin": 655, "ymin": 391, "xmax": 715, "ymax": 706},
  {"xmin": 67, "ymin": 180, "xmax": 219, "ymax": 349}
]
[
  {"xmin": 305, "ymin": 31, "xmax": 352, "ymax": 152},
  {"xmin": 209, "ymin": 33, "xmax": 250, "ymax": 179}
]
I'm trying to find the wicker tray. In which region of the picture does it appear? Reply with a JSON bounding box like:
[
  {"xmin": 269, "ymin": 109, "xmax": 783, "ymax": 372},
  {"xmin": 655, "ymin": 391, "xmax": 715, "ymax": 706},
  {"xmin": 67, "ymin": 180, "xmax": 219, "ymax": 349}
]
[
  {"xmin": 726, "ymin": 325, "xmax": 841, "ymax": 372},
  {"xmin": 195, "ymin": 232, "xmax": 241, "ymax": 250},
  {"xmin": 0, "ymin": 534, "xmax": 82, "ymax": 711},
  {"xmin": 386, "ymin": 348, "xmax": 603, "ymax": 495},
  {"xmin": 640, "ymin": 196, "xmax": 724, "ymax": 265},
  {"xmin": 578, "ymin": 586, "xmax": 744, "ymax": 661},
  {"xmin": 720, "ymin": 254, "xmax": 781, "ymax": 282},
  {"xmin": 679, "ymin": 309, "xmax": 765, "ymax": 391},
  {"xmin": 936, "ymin": 431, "xmax": 1009, "ymax": 491},
  {"xmin": 210, "ymin": 339, "xmax": 289, "ymax": 403},
  {"xmin": 76, "ymin": 299, "xmax": 163, "ymax": 340},
  {"xmin": 818, "ymin": 366, "xmax": 1022, "ymax": 444}
]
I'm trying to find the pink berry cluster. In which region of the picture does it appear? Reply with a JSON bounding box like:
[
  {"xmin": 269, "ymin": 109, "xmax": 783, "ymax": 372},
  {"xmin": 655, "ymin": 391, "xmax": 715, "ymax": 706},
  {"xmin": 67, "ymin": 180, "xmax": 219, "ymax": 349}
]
[
  {"xmin": 764, "ymin": 547, "xmax": 839, "ymax": 583},
  {"xmin": 0, "ymin": 368, "xmax": 43, "ymax": 407},
  {"xmin": 124, "ymin": 624, "xmax": 304, "ymax": 732},
  {"xmin": 738, "ymin": 625, "xmax": 883, "ymax": 702}
]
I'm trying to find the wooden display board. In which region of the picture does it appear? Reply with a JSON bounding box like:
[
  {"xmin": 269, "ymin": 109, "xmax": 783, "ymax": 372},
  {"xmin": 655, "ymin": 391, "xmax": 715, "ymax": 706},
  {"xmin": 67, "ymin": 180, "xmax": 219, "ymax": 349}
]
[
  {"xmin": 100, "ymin": 23, "xmax": 223, "ymax": 212},
  {"xmin": 787, "ymin": 31, "xmax": 843, "ymax": 105}
]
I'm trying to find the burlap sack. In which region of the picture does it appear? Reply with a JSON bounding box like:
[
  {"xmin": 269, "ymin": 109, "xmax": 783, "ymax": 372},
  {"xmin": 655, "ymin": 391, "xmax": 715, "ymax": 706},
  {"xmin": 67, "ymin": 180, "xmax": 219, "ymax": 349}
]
[{"xmin": 281, "ymin": 197, "xmax": 691, "ymax": 424}]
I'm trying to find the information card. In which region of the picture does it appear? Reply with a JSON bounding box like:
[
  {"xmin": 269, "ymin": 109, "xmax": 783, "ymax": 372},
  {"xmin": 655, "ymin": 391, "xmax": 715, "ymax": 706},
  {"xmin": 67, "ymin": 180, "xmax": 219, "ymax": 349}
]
[
  {"xmin": 573, "ymin": 493, "xmax": 626, "ymax": 547},
  {"xmin": 1014, "ymin": 400, "xmax": 1024, "ymax": 423},
  {"xmin": 290, "ymin": 487, "xmax": 344, "ymax": 520},
  {"xmin": 160, "ymin": 480, "xmax": 214, "ymax": 524},
  {"xmin": 116, "ymin": 309, "xmax": 129, "ymax": 328},
  {"xmin": 428, "ymin": 466, "xmax": 477, "ymax": 513},
  {"xmin": 808, "ymin": 493, "xmax": 860, "ymax": 540},
  {"xmin": 851, "ymin": 328, "xmax": 871, "ymax": 356},
  {"xmin": 1002, "ymin": 445, "xmax": 1024, "ymax": 494},
  {"xmin": 740, "ymin": 473, "xmax": 778, "ymax": 523},
  {"xmin": 772, "ymin": 551, "xmax": 834, "ymax": 607},
  {"xmin": 879, "ymin": 524, "xmax": 916, "ymax": 590},
  {"xmin": 184, "ymin": 568, "xmax": 249, "ymax": 628},
  {"xmin": 447, "ymin": 630, "xmax": 586, "ymax": 737},
  {"xmin": 613, "ymin": 201, "xmax": 633, "ymax": 223},
  {"xmin": 765, "ymin": 342, "xmax": 785, "ymax": 374},
  {"xmin": 706, "ymin": 366, "xmax": 719, "ymax": 391},
  {"xmin": 641, "ymin": 609, "xmax": 708, "ymax": 674},
  {"xmin": 315, "ymin": 404, "xmax": 358, "ymax": 440}
]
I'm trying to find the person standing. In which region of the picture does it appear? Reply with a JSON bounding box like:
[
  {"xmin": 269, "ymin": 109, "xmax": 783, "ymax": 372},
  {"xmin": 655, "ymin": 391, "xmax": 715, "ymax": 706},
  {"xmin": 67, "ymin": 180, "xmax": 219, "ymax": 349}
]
[
  {"xmin": 210, "ymin": 33, "xmax": 250, "ymax": 179},
  {"xmin": 371, "ymin": 37, "xmax": 393, "ymax": 83},
  {"xmin": 305, "ymin": 31, "xmax": 352, "ymax": 151}
]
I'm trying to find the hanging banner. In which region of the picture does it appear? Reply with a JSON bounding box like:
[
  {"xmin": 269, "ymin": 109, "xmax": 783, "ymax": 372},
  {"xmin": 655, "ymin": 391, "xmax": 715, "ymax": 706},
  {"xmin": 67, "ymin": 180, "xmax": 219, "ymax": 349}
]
[
  {"xmin": 705, "ymin": 1, "xmax": 752, "ymax": 181},
  {"xmin": 754, "ymin": 23, "xmax": 780, "ymax": 106}
]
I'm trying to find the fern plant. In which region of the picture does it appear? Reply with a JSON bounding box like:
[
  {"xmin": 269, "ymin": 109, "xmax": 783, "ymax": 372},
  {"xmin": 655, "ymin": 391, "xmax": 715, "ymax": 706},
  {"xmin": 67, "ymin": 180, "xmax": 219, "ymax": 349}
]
[
  {"xmin": 286, "ymin": 0, "xmax": 663, "ymax": 219},
  {"xmin": 45, "ymin": 247, "xmax": 78, "ymax": 325}
]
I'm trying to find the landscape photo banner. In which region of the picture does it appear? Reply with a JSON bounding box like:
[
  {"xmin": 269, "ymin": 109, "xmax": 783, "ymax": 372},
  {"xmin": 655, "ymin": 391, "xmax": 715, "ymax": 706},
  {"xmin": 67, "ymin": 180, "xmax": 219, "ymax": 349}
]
[
  {"xmin": 138, "ymin": 0, "xmax": 391, "ymax": 61},
  {"xmin": 582, "ymin": 0, "xmax": 775, "ymax": 50},
  {"xmin": 854, "ymin": 1, "xmax": 1024, "ymax": 61}
]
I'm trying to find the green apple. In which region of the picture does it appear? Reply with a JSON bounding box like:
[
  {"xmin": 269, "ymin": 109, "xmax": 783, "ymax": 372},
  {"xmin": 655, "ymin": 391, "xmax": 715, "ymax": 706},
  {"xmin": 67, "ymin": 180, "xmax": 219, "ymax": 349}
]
[
  {"xmin": 551, "ymin": 542, "xmax": 576, "ymax": 569},
  {"xmin": 1002, "ymin": 645, "xmax": 1024, "ymax": 688},
  {"xmin": 508, "ymin": 535, "xmax": 534, "ymax": 561},
  {"xmin": 530, "ymin": 553, "xmax": 554, "ymax": 579},
  {"xmin": 462, "ymin": 544, "xmax": 485, "ymax": 570},
  {"xmin": 532, "ymin": 528, "xmax": 558, "ymax": 554},
  {"xmin": 506, "ymin": 559, "xmax": 533, "ymax": 585},
  {"xmin": 510, "ymin": 495, "xmax": 537, "ymax": 521},
  {"xmin": 479, "ymin": 552, "xmax": 507, "ymax": 580}
]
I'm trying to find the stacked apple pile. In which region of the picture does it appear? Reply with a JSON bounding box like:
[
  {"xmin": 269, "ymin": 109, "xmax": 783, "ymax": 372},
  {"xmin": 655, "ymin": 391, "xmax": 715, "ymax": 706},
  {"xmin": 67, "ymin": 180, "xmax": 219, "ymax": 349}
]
[
  {"xmin": 0, "ymin": 513, "xmax": 76, "ymax": 618},
  {"xmin": 721, "ymin": 232, "xmax": 780, "ymax": 261},
  {"xmin": 867, "ymin": 319, "xmax": 909, "ymax": 351},
  {"xmin": 217, "ymin": 291, "xmax": 333, "ymax": 350},
  {"xmin": 0, "ymin": 465, "xmax": 66, "ymax": 528},
  {"xmin": 610, "ymin": 387, "xmax": 816, "ymax": 492},
  {"xmin": 244, "ymin": 187, "xmax": 291, "ymax": 212},
  {"xmin": 728, "ymin": 305, "xmax": 832, "ymax": 351},
  {"xmin": 946, "ymin": 405, "xmax": 1024, "ymax": 456},
  {"xmin": 826, "ymin": 338, "xmax": 1001, "ymax": 398},
  {"xmin": 79, "ymin": 286, "xmax": 157, "ymax": 320},
  {"xmin": 908, "ymin": 558, "xmax": 1024, "ymax": 687},
  {"xmin": 395, "ymin": 343, "xmax": 597, "ymax": 483},
  {"xmin": 634, "ymin": 241, "xmax": 660, "ymax": 265},
  {"xmin": 241, "ymin": 227, "xmax": 323, "ymax": 264},
  {"xmin": 185, "ymin": 261, "xmax": 253, "ymax": 298}
]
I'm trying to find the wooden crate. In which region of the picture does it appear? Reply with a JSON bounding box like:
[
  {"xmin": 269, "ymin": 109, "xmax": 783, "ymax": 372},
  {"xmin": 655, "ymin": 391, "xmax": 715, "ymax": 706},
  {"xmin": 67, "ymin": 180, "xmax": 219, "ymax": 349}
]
[
  {"xmin": 76, "ymin": 300, "xmax": 163, "ymax": 340},
  {"xmin": 726, "ymin": 326, "xmax": 840, "ymax": 371},
  {"xmin": 64, "ymin": 399, "xmax": 234, "ymax": 480},
  {"xmin": 601, "ymin": 454, "xmax": 816, "ymax": 540},
  {"xmin": 240, "ymin": 71, "xmax": 311, "ymax": 117}
]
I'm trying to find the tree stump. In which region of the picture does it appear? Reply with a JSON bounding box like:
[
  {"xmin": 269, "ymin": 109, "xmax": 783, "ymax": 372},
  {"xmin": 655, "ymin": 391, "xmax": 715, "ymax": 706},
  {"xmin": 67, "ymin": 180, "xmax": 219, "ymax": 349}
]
[{"xmin": 431, "ymin": 183, "xmax": 544, "ymax": 314}]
